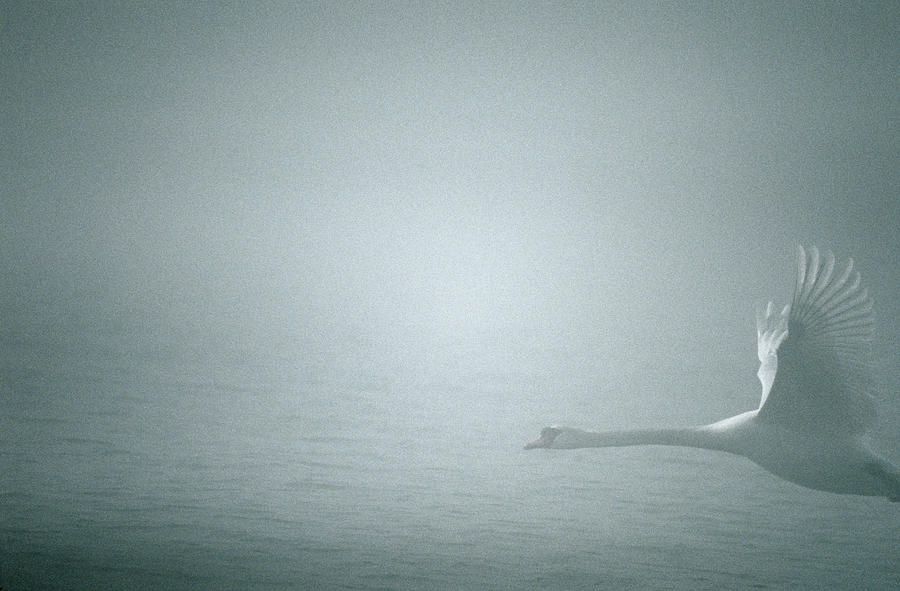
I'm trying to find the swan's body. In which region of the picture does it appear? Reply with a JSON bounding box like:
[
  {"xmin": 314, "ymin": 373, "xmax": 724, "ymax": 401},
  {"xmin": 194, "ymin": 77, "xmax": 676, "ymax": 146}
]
[{"xmin": 526, "ymin": 246, "xmax": 899, "ymax": 501}]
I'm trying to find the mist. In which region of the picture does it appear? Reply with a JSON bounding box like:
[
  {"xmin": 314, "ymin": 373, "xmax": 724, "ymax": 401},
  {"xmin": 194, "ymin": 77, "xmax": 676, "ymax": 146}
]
[
  {"xmin": 5, "ymin": 3, "xmax": 897, "ymax": 415},
  {"xmin": 4, "ymin": 1, "xmax": 899, "ymax": 437},
  {"xmin": 2, "ymin": 4, "xmax": 899, "ymax": 588}
]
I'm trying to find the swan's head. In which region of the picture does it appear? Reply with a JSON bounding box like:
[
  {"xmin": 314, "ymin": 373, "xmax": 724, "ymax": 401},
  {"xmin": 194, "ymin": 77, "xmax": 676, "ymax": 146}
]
[
  {"xmin": 524, "ymin": 426, "xmax": 564, "ymax": 449},
  {"xmin": 525, "ymin": 426, "xmax": 594, "ymax": 449}
]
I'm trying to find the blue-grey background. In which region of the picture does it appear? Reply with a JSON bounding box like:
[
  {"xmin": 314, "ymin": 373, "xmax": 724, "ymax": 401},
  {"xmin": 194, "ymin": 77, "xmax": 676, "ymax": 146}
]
[{"xmin": 2, "ymin": 2, "xmax": 898, "ymax": 589}]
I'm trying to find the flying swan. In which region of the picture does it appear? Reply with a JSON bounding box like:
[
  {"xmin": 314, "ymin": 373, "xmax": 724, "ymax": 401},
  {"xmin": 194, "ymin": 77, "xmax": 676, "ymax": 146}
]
[{"xmin": 525, "ymin": 246, "xmax": 899, "ymax": 501}]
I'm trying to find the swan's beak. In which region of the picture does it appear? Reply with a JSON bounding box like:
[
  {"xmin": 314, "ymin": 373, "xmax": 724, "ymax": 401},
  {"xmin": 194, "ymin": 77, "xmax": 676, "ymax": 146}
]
[{"xmin": 524, "ymin": 427, "xmax": 560, "ymax": 449}]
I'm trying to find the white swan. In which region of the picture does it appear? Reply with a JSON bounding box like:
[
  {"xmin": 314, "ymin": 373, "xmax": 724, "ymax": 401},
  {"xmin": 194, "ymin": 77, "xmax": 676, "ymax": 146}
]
[{"xmin": 525, "ymin": 246, "xmax": 899, "ymax": 501}]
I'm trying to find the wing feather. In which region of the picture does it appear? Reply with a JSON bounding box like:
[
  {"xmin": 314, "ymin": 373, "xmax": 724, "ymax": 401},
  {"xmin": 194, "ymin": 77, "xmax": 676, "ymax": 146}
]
[
  {"xmin": 756, "ymin": 246, "xmax": 876, "ymax": 437},
  {"xmin": 756, "ymin": 300, "xmax": 788, "ymax": 409}
]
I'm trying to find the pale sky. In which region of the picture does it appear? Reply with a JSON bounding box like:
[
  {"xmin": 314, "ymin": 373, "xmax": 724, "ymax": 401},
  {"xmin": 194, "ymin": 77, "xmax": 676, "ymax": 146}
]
[{"xmin": 3, "ymin": 2, "xmax": 898, "ymax": 384}]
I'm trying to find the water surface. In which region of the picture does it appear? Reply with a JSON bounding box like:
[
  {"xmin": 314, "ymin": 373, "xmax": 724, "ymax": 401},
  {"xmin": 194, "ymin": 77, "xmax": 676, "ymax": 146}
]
[{"xmin": 2, "ymin": 322, "xmax": 898, "ymax": 590}]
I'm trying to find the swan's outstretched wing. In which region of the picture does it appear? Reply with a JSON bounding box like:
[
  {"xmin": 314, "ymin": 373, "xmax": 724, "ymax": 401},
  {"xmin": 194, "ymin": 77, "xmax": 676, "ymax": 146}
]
[{"xmin": 756, "ymin": 246, "xmax": 876, "ymax": 437}]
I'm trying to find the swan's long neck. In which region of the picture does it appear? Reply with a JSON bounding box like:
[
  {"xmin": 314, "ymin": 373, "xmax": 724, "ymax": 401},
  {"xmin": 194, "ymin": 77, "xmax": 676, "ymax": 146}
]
[{"xmin": 557, "ymin": 426, "xmax": 725, "ymax": 452}]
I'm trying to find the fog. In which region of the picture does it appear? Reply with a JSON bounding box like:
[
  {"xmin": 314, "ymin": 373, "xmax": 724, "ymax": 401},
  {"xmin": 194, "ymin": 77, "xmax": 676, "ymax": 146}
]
[
  {"xmin": 3, "ymin": 2, "xmax": 898, "ymax": 419},
  {"xmin": 4, "ymin": 4, "xmax": 900, "ymax": 589}
]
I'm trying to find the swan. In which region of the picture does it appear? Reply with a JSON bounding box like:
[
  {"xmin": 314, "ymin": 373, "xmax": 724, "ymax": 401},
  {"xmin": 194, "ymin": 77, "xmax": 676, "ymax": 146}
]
[{"xmin": 525, "ymin": 246, "xmax": 900, "ymax": 501}]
